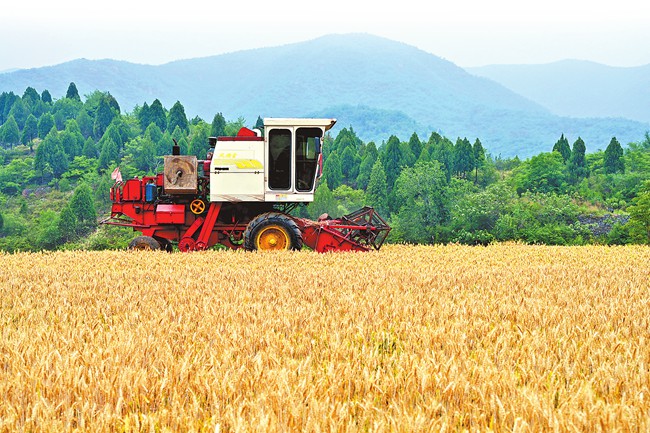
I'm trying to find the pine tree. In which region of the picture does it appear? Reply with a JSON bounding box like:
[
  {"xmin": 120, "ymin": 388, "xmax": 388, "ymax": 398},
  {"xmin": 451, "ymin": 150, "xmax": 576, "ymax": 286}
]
[
  {"xmin": 453, "ymin": 137, "xmax": 474, "ymax": 179},
  {"xmin": 21, "ymin": 114, "xmax": 38, "ymax": 148},
  {"xmin": 0, "ymin": 115, "xmax": 20, "ymax": 147},
  {"xmin": 149, "ymin": 99, "xmax": 167, "ymax": 132},
  {"xmin": 366, "ymin": 159, "xmax": 388, "ymax": 218},
  {"xmin": 604, "ymin": 137, "xmax": 625, "ymax": 174},
  {"xmin": 408, "ymin": 132, "xmax": 422, "ymax": 160},
  {"xmin": 66, "ymin": 82, "xmax": 81, "ymax": 101},
  {"xmin": 58, "ymin": 204, "xmax": 78, "ymax": 241},
  {"xmin": 37, "ymin": 113, "xmax": 56, "ymax": 139},
  {"xmin": 41, "ymin": 90, "xmax": 52, "ymax": 104},
  {"xmin": 473, "ymin": 138, "xmax": 486, "ymax": 183},
  {"xmin": 382, "ymin": 135, "xmax": 403, "ymax": 192},
  {"xmin": 70, "ymin": 183, "xmax": 97, "ymax": 233},
  {"xmin": 167, "ymin": 101, "xmax": 189, "ymax": 134},
  {"xmin": 82, "ymin": 137, "xmax": 98, "ymax": 159},
  {"xmin": 568, "ymin": 137, "xmax": 588, "ymax": 183},
  {"xmin": 9, "ymin": 98, "xmax": 30, "ymax": 129},
  {"xmin": 553, "ymin": 134, "xmax": 571, "ymax": 163},
  {"xmin": 93, "ymin": 97, "xmax": 115, "ymax": 139},
  {"xmin": 210, "ymin": 113, "xmax": 226, "ymax": 137},
  {"xmin": 321, "ymin": 152, "xmax": 343, "ymax": 190}
]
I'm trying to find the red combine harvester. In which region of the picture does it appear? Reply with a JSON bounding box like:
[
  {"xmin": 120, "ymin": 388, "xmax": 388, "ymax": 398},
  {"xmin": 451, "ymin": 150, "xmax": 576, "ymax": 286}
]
[{"xmin": 102, "ymin": 118, "xmax": 391, "ymax": 252}]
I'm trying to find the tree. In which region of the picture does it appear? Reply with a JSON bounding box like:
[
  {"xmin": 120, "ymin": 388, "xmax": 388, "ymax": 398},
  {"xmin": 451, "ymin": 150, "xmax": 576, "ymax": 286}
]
[
  {"xmin": 210, "ymin": 113, "xmax": 226, "ymax": 138},
  {"xmin": 22, "ymin": 87, "xmax": 40, "ymax": 107},
  {"xmin": 307, "ymin": 181, "xmax": 338, "ymax": 220},
  {"xmin": 41, "ymin": 89, "xmax": 52, "ymax": 104},
  {"xmin": 188, "ymin": 122, "xmax": 210, "ymax": 159},
  {"xmin": 58, "ymin": 204, "xmax": 78, "ymax": 242},
  {"xmin": 515, "ymin": 152, "xmax": 567, "ymax": 194},
  {"xmin": 93, "ymin": 97, "xmax": 116, "ymax": 138},
  {"xmin": 37, "ymin": 113, "xmax": 55, "ymax": 139},
  {"xmin": 21, "ymin": 114, "xmax": 38, "ymax": 147},
  {"xmin": 382, "ymin": 135, "xmax": 403, "ymax": 192},
  {"xmin": 472, "ymin": 138, "xmax": 485, "ymax": 183},
  {"xmin": 356, "ymin": 142, "xmax": 378, "ymax": 190},
  {"xmin": 408, "ymin": 132, "xmax": 422, "ymax": 160},
  {"xmin": 82, "ymin": 137, "xmax": 98, "ymax": 159},
  {"xmin": 52, "ymin": 97, "xmax": 82, "ymax": 130},
  {"xmin": 391, "ymin": 161, "xmax": 449, "ymax": 243},
  {"xmin": 0, "ymin": 115, "xmax": 20, "ymax": 147},
  {"xmin": 430, "ymin": 135, "xmax": 454, "ymax": 182},
  {"xmin": 70, "ymin": 182, "xmax": 97, "ymax": 233},
  {"xmin": 365, "ymin": 159, "xmax": 388, "ymax": 218},
  {"xmin": 568, "ymin": 137, "xmax": 588, "ymax": 183},
  {"xmin": 167, "ymin": 101, "xmax": 189, "ymax": 134},
  {"xmin": 8, "ymin": 98, "xmax": 30, "ymax": 129},
  {"xmin": 553, "ymin": 134, "xmax": 571, "ymax": 163},
  {"xmin": 604, "ymin": 137, "xmax": 625, "ymax": 174},
  {"xmin": 34, "ymin": 128, "xmax": 68, "ymax": 179},
  {"xmin": 254, "ymin": 116, "xmax": 264, "ymax": 132},
  {"xmin": 66, "ymin": 82, "xmax": 81, "ymax": 101},
  {"xmin": 627, "ymin": 181, "xmax": 650, "ymax": 244},
  {"xmin": 453, "ymin": 137, "xmax": 474, "ymax": 179},
  {"xmin": 98, "ymin": 137, "xmax": 119, "ymax": 169},
  {"xmin": 321, "ymin": 152, "xmax": 343, "ymax": 190},
  {"xmin": 149, "ymin": 99, "xmax": 167, "ymax": 132}
]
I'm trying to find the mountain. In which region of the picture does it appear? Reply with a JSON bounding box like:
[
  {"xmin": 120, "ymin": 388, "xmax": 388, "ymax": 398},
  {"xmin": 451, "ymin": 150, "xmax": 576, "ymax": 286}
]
[
  {"xmin": 467, "ymin": 60, "xmax": 650, "ymax": 124},
  {"xmin": 1, "ymin": 34, "xmax": 648, "ymax": 157}
]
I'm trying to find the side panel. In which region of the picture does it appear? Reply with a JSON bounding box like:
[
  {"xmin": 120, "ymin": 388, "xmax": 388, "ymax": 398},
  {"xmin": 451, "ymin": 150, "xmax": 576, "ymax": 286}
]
[{"xmin": 209, "ymin": 140, "xmax": 265, "ymax": 202}]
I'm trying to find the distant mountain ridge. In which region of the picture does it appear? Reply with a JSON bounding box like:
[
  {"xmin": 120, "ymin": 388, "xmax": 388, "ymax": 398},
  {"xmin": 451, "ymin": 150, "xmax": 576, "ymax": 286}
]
[
  {"xmin": 468, "ymin": 60, "xmax": 650, "ymax": 124},
  {"xmin": 0, "ymin": 34, "xmax": 648, "ymax": 157}
]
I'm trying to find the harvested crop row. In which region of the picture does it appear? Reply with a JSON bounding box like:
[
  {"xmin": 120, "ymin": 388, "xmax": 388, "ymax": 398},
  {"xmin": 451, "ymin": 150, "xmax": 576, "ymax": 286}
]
[{"xmin": 1, "ymin": 244, "xmax": 649, "ymax": 432}]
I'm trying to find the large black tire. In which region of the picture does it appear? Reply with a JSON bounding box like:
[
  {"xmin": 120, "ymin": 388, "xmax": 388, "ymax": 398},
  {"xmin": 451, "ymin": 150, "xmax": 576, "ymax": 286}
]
[
  {"xmin": 128, "ymin": 236, "xmax": 161, "ymax": 250},
  {"xmin": 244, "ymin": 213, "xmax": 303, "ymax": 251}
]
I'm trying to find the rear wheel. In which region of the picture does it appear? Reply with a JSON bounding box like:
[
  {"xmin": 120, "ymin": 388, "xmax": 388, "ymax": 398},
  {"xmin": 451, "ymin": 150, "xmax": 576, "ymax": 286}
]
[
  {"xmin": 128, "ymin": 236, "xmax": 161, "ymax": 250},
  {"xmin": 244, "ymin": 213, "xmax": 303, "ymax": 251}
]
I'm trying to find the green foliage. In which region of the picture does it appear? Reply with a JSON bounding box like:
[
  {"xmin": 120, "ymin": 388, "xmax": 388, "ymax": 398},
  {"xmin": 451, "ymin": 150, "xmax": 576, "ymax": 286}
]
[
  {"xmin": 604, "ymin": 137, "xmax": 625, "ymax": 174},
  {"xmin": 210, "ymin": 113, "xmax": 226, "ymax": 137},
  {"xmin": 552, "ymin": 134, "xmax": 571, "ymax": 162},
  {"xmin": 167, "ymin": 101, "xmax": 189, "ymax": 134},
  {"xmin": 65, "ymin": 82, "xmax": 81, "ymax": 101},
  {"xmin": 37, "ymin": 113, "xmax": 55, "ymax": 139},
  {"xmin": 626, "ymin": 181, "xmax": 650, "ymax": 244},
  {"xmin": 391, "ymin": 161, "xmax": 449, "ymax": 244},
  {"xmin": 21, "ymin": 114, "xmax": 38, "ymax": 146},
  {"xmin": 0, "ymin": 116, "xmax": 20, "ymax": 147},
  {"xmin": 70, "ymin": 182, "xmax": 97, "ymax": 234},
  {"xmin": 365, "ymin": 159, "xmax": 388, "ymax": 218},
  {"xmin": 514, "ymin": 152, "xmax": 567, "ymax": 194},
  {"xmin": 308, "ymin": 181, "xmax": 338, "ymax": 219}
]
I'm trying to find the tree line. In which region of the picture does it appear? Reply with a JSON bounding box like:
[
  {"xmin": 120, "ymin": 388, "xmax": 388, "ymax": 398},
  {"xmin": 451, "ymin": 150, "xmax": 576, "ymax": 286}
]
[{"xmin": 0, "ymin": 83, "xmax": 648, "ymax": 251}]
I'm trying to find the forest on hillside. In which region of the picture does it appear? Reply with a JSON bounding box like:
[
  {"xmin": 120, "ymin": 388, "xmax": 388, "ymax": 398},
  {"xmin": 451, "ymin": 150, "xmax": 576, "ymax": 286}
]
[{"xmin": 0, "ymin": 83, "xmax": 649, "ymax": 252}]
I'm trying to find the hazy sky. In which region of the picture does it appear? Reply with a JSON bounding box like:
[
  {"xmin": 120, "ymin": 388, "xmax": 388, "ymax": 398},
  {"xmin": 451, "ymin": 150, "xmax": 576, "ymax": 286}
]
[{"xmin": 2, "ymin": 0, "xmax": 649, "ymax": 71}]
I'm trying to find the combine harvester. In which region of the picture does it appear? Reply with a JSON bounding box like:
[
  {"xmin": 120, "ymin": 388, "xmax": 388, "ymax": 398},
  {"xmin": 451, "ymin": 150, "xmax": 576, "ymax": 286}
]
[{"xmin": 103, "ymin": 118, "xmax": 390, "ymax": 252}]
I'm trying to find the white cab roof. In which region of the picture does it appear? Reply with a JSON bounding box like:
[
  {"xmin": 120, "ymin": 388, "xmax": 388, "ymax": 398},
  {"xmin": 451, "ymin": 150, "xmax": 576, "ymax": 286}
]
[{"xmin": 263, "ymin": 118, "xmax": 337, "ymax": 131}]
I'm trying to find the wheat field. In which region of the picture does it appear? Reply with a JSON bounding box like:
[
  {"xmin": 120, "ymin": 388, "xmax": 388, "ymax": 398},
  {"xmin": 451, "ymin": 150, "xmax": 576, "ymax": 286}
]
[{"xmin": 1, "ymin": 244, "xmax": 649, "ymax": 432}]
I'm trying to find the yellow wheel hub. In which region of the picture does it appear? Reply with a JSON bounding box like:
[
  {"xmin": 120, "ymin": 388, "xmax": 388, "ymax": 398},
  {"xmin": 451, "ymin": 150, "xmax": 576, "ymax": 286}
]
[
  {"xmin": 189, "ymin": 199, "xmax": 206, "ymax": 215},
  {"xmin": 256, "ymin": 225, "xmax": 290, "ymax": 250}
]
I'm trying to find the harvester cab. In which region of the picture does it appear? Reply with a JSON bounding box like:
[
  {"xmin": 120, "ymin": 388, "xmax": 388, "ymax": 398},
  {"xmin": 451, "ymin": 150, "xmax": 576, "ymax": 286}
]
[{"xmin": 103, "ymin": 118, "xmax": 391, "ymax": 252}]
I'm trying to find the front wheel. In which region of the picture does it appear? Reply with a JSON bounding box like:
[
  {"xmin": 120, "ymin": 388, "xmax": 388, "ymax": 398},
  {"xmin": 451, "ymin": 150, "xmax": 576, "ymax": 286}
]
[
  {"xmin": 244, "ymin": 213, "xmax": 303, "ymax": 251},
  {"xmin": 128, "ymin": 236, "xmax": 161, "ymax": 250}
]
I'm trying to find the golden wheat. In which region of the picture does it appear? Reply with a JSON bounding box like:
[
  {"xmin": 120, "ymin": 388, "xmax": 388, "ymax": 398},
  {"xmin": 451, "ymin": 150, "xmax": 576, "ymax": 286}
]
[{"xmin": 0, "ymin": 244, "xmax": 649, "ymax": 432}]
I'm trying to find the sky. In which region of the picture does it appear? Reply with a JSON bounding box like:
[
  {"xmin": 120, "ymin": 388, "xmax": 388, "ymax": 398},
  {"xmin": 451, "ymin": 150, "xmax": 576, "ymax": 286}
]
[{"xmin": 2, "ymin": 0, "xmax": 649, "ymax": 72}]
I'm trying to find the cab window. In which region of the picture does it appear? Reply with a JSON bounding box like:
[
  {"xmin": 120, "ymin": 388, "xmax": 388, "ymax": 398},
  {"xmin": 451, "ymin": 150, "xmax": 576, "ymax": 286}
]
[
  {"xmin": 268, "ymin": 129, "xmax": 291, "ymax": 190},
  {"xmin": 295, "ymin": 127, "xmax": 322, "ymax": 192}
]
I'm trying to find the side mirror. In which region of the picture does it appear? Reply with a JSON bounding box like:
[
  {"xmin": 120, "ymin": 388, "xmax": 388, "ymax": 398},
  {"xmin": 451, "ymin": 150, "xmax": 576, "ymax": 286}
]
[{"xmin": 315, "ymin": 137, "xmax": 322, "ymax": 154}]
